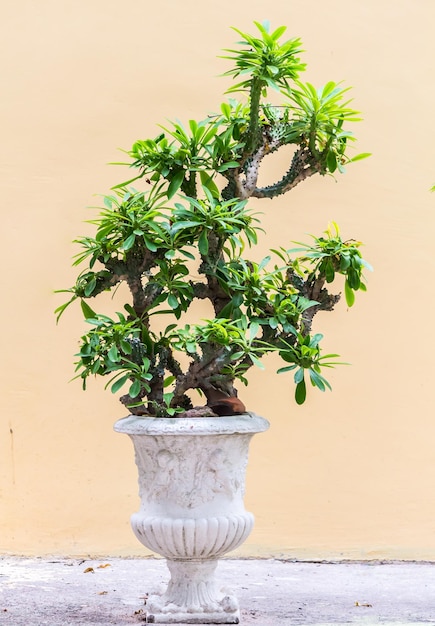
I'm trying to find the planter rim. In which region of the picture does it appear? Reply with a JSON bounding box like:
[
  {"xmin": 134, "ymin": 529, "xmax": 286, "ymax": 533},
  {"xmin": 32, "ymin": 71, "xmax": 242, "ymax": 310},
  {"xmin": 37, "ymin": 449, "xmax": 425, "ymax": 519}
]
[{"xmin": 114, "ymin": 411, "xmax": 269, "ymax": 436}]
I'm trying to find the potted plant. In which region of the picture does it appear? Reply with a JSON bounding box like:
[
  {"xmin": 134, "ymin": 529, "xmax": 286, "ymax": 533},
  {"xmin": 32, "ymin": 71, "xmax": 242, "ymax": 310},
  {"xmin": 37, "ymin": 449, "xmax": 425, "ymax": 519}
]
[{"xmin": 57, "ymin": 21, "xmax": 370, "ymax": 624}]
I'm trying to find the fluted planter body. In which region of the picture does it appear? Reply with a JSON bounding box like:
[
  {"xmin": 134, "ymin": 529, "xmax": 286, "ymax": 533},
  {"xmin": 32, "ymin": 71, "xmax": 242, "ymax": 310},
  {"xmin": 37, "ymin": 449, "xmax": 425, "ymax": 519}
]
[{"xmin": 114, "ymin": 412, "xmax": 269, "ymax": 624}]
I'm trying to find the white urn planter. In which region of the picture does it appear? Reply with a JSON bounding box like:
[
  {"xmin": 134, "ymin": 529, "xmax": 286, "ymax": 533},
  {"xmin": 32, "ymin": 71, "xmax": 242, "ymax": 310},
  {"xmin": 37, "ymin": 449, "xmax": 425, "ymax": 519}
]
[{"xmin": 114, "ymin": 412, "xmax": 269, "ymax": 624}]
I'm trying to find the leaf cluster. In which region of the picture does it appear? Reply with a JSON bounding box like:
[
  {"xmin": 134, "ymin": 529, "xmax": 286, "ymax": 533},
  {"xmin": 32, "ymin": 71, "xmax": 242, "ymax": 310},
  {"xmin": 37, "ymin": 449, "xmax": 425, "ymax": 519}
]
[{"xmin": 221, "ymin": 21, "xmax": 306, "ymax": 95}]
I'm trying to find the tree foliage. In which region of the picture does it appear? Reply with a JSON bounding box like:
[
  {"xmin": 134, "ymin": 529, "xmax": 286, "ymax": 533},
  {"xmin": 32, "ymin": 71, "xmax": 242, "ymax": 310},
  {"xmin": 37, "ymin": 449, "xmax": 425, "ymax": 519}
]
[{"xmin": 57, "ymin": 22, "xmax": 371, "ymax": 415}]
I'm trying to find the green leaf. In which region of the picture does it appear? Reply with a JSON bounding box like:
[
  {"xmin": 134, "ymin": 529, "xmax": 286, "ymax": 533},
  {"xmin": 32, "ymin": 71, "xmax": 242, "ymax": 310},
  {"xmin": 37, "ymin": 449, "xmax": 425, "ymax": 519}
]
[
  {"xmin": 179, "ymin": 249, "xmax": 195, "ymax": 260},
  {"xmin": 325, "ymin": 260, "xmax": 335, "ymax": 283},
  {"xmin": 347, "ymin": 152, "xmax": 372, "ymax": 163},
  {"xmin": 163, "ymin": 375, "xmax": 176, "ymax": 388},
  {"xmin": 168, "ymin": 294, "xmax": 179, "ymax": 309},
  {"xmin": 309, "ymin": 333, "xmax": 323, "ymax": 347},
  {"xmin": 270, "ymin": 25, "xmax": 287, "ymax": 40},
  {"xmin": 171, "ymin": 220, "xmax": 202, "ymax": 234},
  {"xmin": 91, "ymin": 360, "xmax": 102, "ymax": 374},
  {"xmin": 80, "ymin": 299, "xmax": 96, "ymax": 320},
  {"xmin": 84, "ymin": 276, "xmax": 97, "ymax": 297},
  {"xmin": 326, "ymin": 151, "xmax": 337, "ymax": 173},
  {"xmin": 108, "ymin": 345, "xmax": 120, "ymax": 363},
  {"xmin": 220, "ymin": 102, "xmax": 231, "ymax": 118},
  {"xmin": 144, "ymin": 237, "xmax": 158, "ymax": 252},
  {"xmin": 217, "ymin": 161, "xmax": 240, "ymax": 172},
  {"xmin": 294, "ymin": 367, "xmax": 305, "ymax": 384},
  {"xmin": 120, "ymin": 339, "xmax": 132, "ymax": 354},
  {"xmin": 269, "ymin": 318, "xmax": 278, "ymax": 330},
  {"xmin": 198, "ymin": 230, "xmax": 209, "ymax": 255},
  {"xmin": 249, "ymin": 321, "xmax": 260, "ymax": 341},
  {"xmin": 258, "ymin": 255, "xmax": 271, "ymax": 270},
  {"xmin": 111, "ymin": 173, "xmax": 144, "ymax": 190},
  {"xmin": 344, "ymin": 279, "xmax": 355, "ymax": 307},
  {"xmin": 250, "ymin": 354, "xmax": 265, "ymax": 369},
  {"xmin": 360, "ymin": 258, "xmax": 374, "ymax": 272},
  {"xmin": 347, "ymin": 267, "xmax": 361, "ymax": 290},
  {"xmin": 340, "ymin": 254, "xmax": 351, "ymax": 271},
  {"xmin": 110, "ymin": 374, "xmax": 130, "ymax": 394},
  {"xmin": 308, "ymin": 368, "xmax": 326, "ymax": 391},
  {"xmin": 295, "ymin": 379, "xmax": 307, "ymax": 404},
  {"xmin": 188, "ymin": 119, "xmax": 198, "ymax": 135},
  {"xmin": 121, "ymin": 233, "xmax": 136, "ymax": 251},
  {"xmin": 309, "ymin": 368, "xmax": 331, "ymax": 391},
  {"xmin": 129, "ymin": 379, "xmax": 141, "ymax": 398},
  {"xmin": 199, "ymin": 171, "xmax": 220, "ymax": 198},
  {"xmin": 167, "ymin": 170, "xmax": 185, "ymax": 199},
  {"xmin": 277, "ymin": 365, "xmax": 297, "ymax": 374},
  {"xmin": 54, "ymin": 295, "xmax": 77, "ymax": 322}
]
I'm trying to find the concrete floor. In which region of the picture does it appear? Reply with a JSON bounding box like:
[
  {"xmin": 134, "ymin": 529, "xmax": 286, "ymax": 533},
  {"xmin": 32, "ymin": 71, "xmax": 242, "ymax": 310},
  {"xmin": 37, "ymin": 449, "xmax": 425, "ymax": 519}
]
[{"xmin": 1, "ymin": 557, "xmax": 435, "ymax": 625}]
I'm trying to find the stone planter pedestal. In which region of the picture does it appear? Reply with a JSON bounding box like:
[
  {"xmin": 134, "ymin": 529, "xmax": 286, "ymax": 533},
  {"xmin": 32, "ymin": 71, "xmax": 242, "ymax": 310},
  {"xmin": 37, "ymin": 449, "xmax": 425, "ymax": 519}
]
[{"xmin": 114, "ymin": 412, "xmax": 269, "ymax": 624}]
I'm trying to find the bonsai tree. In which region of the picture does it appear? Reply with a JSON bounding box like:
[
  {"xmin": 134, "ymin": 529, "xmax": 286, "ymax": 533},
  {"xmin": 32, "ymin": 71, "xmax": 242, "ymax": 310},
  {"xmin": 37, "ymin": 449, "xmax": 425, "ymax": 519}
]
[{"xmin": 56, "ymin": 21, "xmax": 371, "ymax": 417}]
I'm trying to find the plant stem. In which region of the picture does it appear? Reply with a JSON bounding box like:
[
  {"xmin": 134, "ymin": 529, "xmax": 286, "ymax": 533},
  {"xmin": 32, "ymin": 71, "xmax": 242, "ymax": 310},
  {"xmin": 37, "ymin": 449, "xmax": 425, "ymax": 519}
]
[
  {"xmin": 252, "ymin": 147, "xmax": 320, "ymax": 199},
  {"xmin": 244, "ymin": 77, "xmax": 263, "ymax": 155}
]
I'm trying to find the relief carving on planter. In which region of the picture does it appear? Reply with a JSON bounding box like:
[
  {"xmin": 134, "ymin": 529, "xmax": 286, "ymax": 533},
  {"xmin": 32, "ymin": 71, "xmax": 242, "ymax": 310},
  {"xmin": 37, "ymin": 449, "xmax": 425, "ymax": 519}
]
[{"xmin": 133, "ymin": 435, "xmax": 248, "ymax": 508}]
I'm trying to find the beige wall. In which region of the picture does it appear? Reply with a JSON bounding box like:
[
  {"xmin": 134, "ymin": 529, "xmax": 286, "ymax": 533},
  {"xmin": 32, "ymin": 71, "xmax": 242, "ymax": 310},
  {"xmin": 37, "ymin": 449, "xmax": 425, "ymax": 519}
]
[{"xmin": 2, "ymin": 0, "xmax": 435, "ymax": 560}]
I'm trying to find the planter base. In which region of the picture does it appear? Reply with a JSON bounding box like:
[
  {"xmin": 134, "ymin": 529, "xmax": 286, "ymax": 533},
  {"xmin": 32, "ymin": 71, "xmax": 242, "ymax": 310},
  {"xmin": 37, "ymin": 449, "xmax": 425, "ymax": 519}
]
[
  {"xmin": 114, "ymin": 413, "xmax": 270, "ymax": 623},
  {"xmin": 145, "ymin": 560, "xmax": 240, "ymax": 624},
  {"xmin": 146, "ymin": 608, "xmax": 239, "ymax": 624}
]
